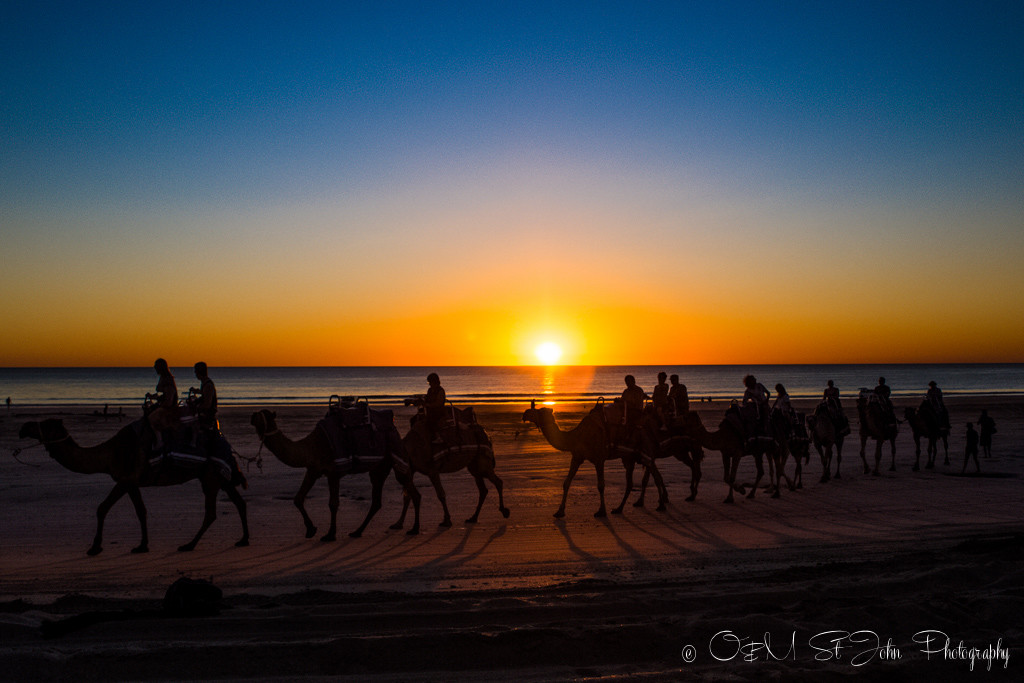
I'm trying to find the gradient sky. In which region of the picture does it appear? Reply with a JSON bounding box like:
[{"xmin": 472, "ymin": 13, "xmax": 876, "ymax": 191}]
[{"xmin": 3, "ymin": 1, "xmax": 1023, "ymax": 366}]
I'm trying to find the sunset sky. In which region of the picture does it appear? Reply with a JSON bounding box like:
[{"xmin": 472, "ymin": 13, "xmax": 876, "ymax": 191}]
[{"xmin": 3, "ymin": 1, "xmax": 1023, "ymax": 366}]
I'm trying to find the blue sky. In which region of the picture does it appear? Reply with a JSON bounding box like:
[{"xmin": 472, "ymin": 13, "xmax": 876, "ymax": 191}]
[{"xmin": 3, "ymin": 1, "xmax": 1024, "ymax": 365}]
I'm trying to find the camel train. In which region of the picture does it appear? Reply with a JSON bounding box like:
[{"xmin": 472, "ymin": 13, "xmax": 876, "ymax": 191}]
[{"xmin": 19, "ymin": 374, "xmax": 967, "ymax": 555}]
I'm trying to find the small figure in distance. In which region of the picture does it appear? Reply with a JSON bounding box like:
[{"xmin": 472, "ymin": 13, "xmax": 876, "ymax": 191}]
[
  {"xmin": 651, "ymin": 372, "xmax": 670, "ymax": 420},
  {"xmin": 190, "ymin": 362, "xmax": 218, "ymax": 431},
  {"xmin": 669, "ymin": 374, "xmax": 689, "ymax": 415},
  {"xmin": 926, "ymin": 381, "xmax": 950, "ymax": 433},
  {"xmin": 962, "ymin": 422, "xmax": 981, "ymax": 474},
  {"xmin": 978, "ymin": 409, "xmax": 996, "ymax": 458}
]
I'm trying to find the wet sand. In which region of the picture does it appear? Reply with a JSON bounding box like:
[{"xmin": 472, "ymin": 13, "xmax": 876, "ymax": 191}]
[{"xmin": 1, "ymin": 396, "xmax": 1021, "ymax": 680}]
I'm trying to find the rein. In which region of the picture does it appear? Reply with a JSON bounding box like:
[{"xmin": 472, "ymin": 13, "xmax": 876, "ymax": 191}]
[{"xmin": 10, "ymin": 432, "xmax": 68, "ymax": 467}]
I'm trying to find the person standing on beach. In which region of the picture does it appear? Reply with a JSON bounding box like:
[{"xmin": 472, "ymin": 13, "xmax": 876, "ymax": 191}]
[
  {"xmin": 191, "ymin": 362, "xmax": 218, "ymax": 430},
  {"xmin": 978, "ymin": 409, "xmax": 996, "ymax": 457},
  {"xmin": 669, "ymin": 374, "xmax": 689, "ymax": 415},
  {"xmin": 962, "ymin": 423, "xmax": 981, "ymax": 474}
]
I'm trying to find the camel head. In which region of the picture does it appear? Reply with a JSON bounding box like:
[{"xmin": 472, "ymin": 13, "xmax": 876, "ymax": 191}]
[
  {"xmin": 249, "ymin": 409, "xmax": 278, "ymax": 437},
  {"xmin": 522, "ymin": 400, "xmax": 552, "ymax": 423},
  {"xmin": 19, "ymin": 418, "xmax": 67, "ymax": 443}
]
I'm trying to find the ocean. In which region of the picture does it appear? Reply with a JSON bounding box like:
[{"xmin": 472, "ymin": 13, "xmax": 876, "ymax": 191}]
[{"xmin": 1, "ymin": 364, "xmax": 1022, "ymax": 408}]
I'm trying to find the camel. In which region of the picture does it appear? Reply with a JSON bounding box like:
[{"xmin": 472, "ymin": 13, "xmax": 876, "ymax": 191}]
[
  {"xmin": 250, "ymin": 409, "xmax": 421, "ymax": 540},
  {"xmin": 806, "ymin": 400, "xmax": 847, "ymax": 482},
  {"xmin": 857, "ymin": 392, "xmax": 898, "ymax": 475},
  {"xmin": 634, "ymin": 409, "xmax": 704, "ymax": 506},
  {"xmin": 904, "ymin": 402, "xmax": 950, "ymax": 471},
  {"xmin": 521, "ymin": 401, "xmax": 667, "ymax": 518},
  {"xmin": 19, "ymin": 418, "xmax": 249, "ymax": 555},
  {"xmin": 388, "ymin": 414, "xmax": 510, "ymax": 530},
  {"xmin": 772, "ymin": 408, "xmax": 811, "ymax": 493},
  {"xmin": 684, "ymin": 409, "xmax": 776, "ymax": 503}
]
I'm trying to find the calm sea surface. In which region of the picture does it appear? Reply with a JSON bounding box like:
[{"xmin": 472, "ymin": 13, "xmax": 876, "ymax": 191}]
[{"xmin": 1, "ymin": 365, "xmax": 1022, "ymax": 407}]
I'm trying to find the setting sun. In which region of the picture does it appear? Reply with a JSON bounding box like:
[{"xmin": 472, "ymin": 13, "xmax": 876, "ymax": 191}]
[{"xmin": 534, "ymin": 341, "xmax": 563, "ymax": 365}]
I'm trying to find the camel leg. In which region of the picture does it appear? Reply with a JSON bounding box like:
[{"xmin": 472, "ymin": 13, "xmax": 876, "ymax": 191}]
[
  {"xmin": 179, "ymin": 477, "xmax": 219, "ymax": 552},
  {"xmin": 942, "ymin": 436, "xmax": 950, "ymax": 466},
  {"xmin": 221, "ymin": 484, "xmax": 250, "ymax": 547},
  {"xmin": 748, "ymin": 455, "xmax": 764, "ymax": 499},
  {"xmin": 484, "ymin": 470, "xmax": 510, "ymax": 519},
  {"xmin": 321, "ymin": 474, "xmax": 340, "ymax": 542},
  {"xmin": 429, "ymin": 472, "xmax": 453, "ymax": 527},
  {"xmin": 350, "ymin": 468, "xmax": 385, "ymax": 538},
  {"xmin": 913, "ymin": 437, "xmax": 922, "ymax": 471},
  {"xmin": 872, "ymin": 441, "xmax": 883, "ymax": 475},
  {"xmin": 390, "ymin": 490, "xmax": 411, "ymax": 530},
  {"xmin": 645, "ymin": 456, "xmax": 669, "ymax": 511},
  {"xmin": 396, "ymin": 468, "xmax": 421, "ymax": 535},
  {"xmin": 294, "ymin": 470, "xmax": 320, "ymax": 539},
  {"xmin": 859, "ymin": 436, "xmax": 871, "ymax": 474},
  {"xmin": 89, "ymin": 483, "xmax": 131, "ymax": 556},
  {"xmin": 594, "ymin": 459, "xmax": 607, "ymax": 518},
  {"xmin": 466, "ymin": 474, "xmax": 487, "ymax": 523},
  {"xmin": 724, "ymin": 455, "xmax": 741, "ymax": 503},
  {"xmin": 350, "ymin": 466, "xmax": 385, "ymax": 536},
  {"xmin": 888, "ymin": 439, "xmax": 897, "ymax": 472},
  {"xmin": 817, "ymin": 444, "xmax": 831, "ymax": 483},
  {"xmin": 835, "ymin": 440, "xmax": 844, "ymax": 479},
  {"xmin": 687, "ymin": 450, "xmax": 701, "ymax": 502},
  {"xmin": 612, "ymin": 456, "xmax": 634, "ymax": 515},
  {"xmin": 555, "ymin": 457, "xmax": 583, "ymax": 518},
  {"xmin": 634, "ymin": 467, "xmax": 650, "ymax": 508},
  {"xmin": 126, "ymin": 486, "xmax": 149, "ymax": 554}
]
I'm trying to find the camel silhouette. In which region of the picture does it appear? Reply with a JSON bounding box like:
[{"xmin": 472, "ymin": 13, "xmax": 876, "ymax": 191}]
[
  {"xmin": 388, "ymin": 413, "xmax": 510, "ymax": 530},
  {"xmin": 857, "ymin": 392, "xmax": 898, "ymax": 475},
  {"xmin": 904, "ymin": 402, "xmax": 950, "ymax": 471},
  {"xmin": 250, "ymin": 409, "xmax": 421, "ymax": 539},
  {"xmin": 806, "ymin": 400, "xmax": 848, "ymax": 482},
  {"xmin": 19, "ymin": 418, "xmax": 249, "ymax": 555},
  {"xmin": 522, "ymin": 401, "xmax": 667, "ymax": 518}
]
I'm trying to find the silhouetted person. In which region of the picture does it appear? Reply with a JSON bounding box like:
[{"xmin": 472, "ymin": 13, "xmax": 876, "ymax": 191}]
[
  {"xmin": 191, "ymin": 362, "xmax": 218, "ymax": 430},
  {"xmin": 620, "ymin": 374, "xmax": 647, "ymax": 429},
  {"xmin": 773, "ymin": 383, "xmax": 797, "ymax": 427},
  {"xmin": 651, "ymin": 372, "xmax": 669, "ymax": 419},
  {"xmin": 962, "ymin": 422, "xmax": 980, "ymax": 474},
  {"xmin": 978, "ymin": 409, "xmax": 996, "ymax": 457},
  {"xmin": 874, "ymin": 376, "xmax": 895, "ymax": 423},
  {"xmin": 742, "ymin": 374, "xmax": 770, "ymax": 437},
  {"xmin": 668, "ymin": 374, "xmax": 689, "ymax": 415},
  {"xmin": 410, "ymin": 372, "xmax": 447, "ymax": 443},
  {"xmin": 823, "ymin": 379, "xmax": 850, "ymax": 436},
  {"xmin": 926, "ymin": 381, "xmax": 950, "ymax": 432},
  {"xmin": 144, "ymin": 358, "xmax": 179, "ymax": 456}
]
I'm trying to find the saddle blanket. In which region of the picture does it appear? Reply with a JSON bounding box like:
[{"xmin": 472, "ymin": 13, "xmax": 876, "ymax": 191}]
[{"xmin": 319, "ymin": 405, "xmax": 398, "ymax": 465}]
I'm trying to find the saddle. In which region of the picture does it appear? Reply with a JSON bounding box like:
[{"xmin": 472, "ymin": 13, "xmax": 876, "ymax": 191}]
[
  {"xmin": 318, "ymin": 395, "xmax": 396, "ymax": 468},
  {"xmin": 136, "ymin": 417, "xmax": 243, "ymax": 485}
]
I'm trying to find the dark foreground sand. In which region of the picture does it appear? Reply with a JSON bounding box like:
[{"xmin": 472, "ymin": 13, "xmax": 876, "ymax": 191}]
[{"xmin": 1, "ymin": 396, "xmax": 1021, "ymax": 681}]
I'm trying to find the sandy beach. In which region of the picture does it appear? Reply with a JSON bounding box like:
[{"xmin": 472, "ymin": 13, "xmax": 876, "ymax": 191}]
[{"xmin": 1, "ymin": 395, "xmax": 1020, "ymax": 680}]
